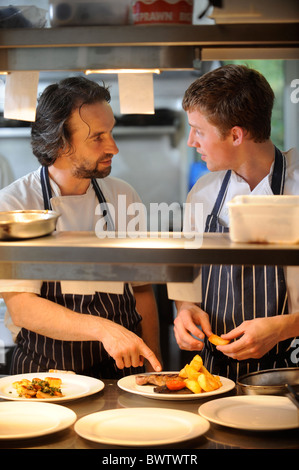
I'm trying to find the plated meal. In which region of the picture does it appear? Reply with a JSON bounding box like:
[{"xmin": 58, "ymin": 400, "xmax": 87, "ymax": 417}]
[
  {"xmin": 118, "ymin": 354, "xmax": 235, "ymax": 400},
  {"xmin": 136, "ymin": 354, "xmax": 222, "ymax": 395},
  {"xmin": 0, "ymin": 372, "xmax": 105, "ymax": 402}
]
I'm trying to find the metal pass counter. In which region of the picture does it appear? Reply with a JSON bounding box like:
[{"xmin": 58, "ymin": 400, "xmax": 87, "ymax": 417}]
[{"xmin": 0, "ymin": 231, "xmax": 298, "ymax": 283}]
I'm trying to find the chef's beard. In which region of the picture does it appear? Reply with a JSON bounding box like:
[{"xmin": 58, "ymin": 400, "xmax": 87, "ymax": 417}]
[{"xmin": 71, "ymin": 154, "xmax": 113, "ymax": 179}]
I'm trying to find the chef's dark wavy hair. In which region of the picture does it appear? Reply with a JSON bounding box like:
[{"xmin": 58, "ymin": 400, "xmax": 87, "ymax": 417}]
[
  {"xmin": 31, "ymin": 76, "xmax": 111, "ymax": 166},
  {"xmin": 182, "ymin": 64, "xmax": 274, "ymax": 143}
]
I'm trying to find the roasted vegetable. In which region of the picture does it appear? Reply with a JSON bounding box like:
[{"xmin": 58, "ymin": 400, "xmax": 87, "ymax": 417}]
[
  {"xmin": 12, "ymin": 377, "xmax": 64, "ymax": 399},
  {"xmin": 208, "ymin": 334, "xmax": 230, "ymax": 346}
]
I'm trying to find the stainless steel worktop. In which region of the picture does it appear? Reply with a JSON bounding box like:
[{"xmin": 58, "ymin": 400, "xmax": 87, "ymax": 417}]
[
  {"xmin": 0, "ymin": 231, "xmax": 298, "ymax": 282},
  {"xmin": 1, "ymin": 379, "xmax": 298, "ymax": 450}
]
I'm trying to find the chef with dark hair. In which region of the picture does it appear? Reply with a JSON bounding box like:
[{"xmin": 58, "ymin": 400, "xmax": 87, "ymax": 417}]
[{"xmin": 0, "ymin": 76, "xmax": 162, "ymax": 378}]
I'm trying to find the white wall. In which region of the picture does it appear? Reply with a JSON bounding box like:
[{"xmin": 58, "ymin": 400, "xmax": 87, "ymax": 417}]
[{"xmin": 0, "ymin": 135, "xmax": 39, "ymax": 182}]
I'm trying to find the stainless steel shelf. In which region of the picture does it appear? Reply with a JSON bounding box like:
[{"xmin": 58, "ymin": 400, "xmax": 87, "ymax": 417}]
[
  {"xmin": 0, "ymin": 231, "xmax": 298, "ymax": 282},
  {"xmin": 0, "ymin": 24, "xmax": 298, "ymax": 72},
  {"xmin": 1, "ymin": 24, "xmax": 298, "ymax": 48}
]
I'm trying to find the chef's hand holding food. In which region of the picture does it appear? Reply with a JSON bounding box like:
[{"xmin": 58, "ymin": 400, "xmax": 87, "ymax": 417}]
[
  {"xmin": 173, "ymin": 301, "xmax": 213, "ymax": 351},
  {"xmin": 174, "ymin": 301, "xmax": 299, "ymax": 363},
  {"xmin": 215, "ymin": 316, "xmax": 293, "ymax": 361}
]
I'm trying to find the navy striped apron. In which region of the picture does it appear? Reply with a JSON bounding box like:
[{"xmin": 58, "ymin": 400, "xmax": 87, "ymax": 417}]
[
  {"xmin": 201, "ymin": 147, "xmax": 297, "ymax": 381},
  {"xmin": 10, "ymin": 167, "xmax": 144, "ymax": 379}
]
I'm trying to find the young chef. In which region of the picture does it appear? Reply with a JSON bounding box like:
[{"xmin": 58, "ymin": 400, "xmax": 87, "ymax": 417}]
[
  {"xmin": 173, "ymin": 64, "xmax": 299, "ymax": 381},
  {"xmin": 0, "ymin": 76, "xmax": 162, "ymax": 378}
]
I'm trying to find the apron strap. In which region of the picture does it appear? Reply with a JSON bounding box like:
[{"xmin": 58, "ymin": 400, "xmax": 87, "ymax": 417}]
[
  {"xmin": 210, "ymin": 170, "xmax": 231, "ymax": 217},
  {"xmin": 40, "ymin": 166, "xmax": 53, "ymax": 210},
  {"xmin": 271, "ymin": 147, "xmax": 286, "ymax": 195},
  {"xmin": 204, "ymin": 170, "xmax": 231, "ymax": 233},
  {"xmin": 92, "ymin": 178, "xmax": 115, "ymax": 231}
]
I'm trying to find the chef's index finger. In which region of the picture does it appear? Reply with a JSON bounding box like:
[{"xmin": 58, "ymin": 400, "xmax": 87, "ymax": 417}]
[{"xmin": 141, "ymin": 345, "xmax": 162, "ymax": 372}]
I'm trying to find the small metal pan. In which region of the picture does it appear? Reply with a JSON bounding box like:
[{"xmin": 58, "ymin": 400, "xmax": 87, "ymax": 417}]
[
  {"xmin": 0, "ymin": 210, "xmax": 60, "ymax": 240},
  {"xmin": 237, "ymin": 368, "xmax": 299, "ymax": 396}
]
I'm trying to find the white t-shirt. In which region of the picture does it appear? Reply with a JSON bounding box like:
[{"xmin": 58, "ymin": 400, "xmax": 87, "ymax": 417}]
[
  {"xmin": 183, "ymin": 148, "xmax": 299, "ymax": 314},
  {"xmin": 0, "ymin": 167, "xmax": 146, "ymax": 296}
]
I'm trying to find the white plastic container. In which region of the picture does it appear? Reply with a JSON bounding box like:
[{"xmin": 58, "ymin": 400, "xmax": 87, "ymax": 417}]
[{"xmin": 228, "ymin": 195, "xmax": 299, "ymax": 244}]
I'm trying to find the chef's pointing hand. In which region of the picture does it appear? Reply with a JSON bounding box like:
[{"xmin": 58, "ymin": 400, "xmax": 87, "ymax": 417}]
[{"xmin": 99, "ymin": 318, "xmax": 162, "ymax": 372}]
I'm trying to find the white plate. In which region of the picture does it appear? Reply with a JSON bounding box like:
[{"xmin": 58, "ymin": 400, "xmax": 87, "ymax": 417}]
[
  {"xmin": 117, "ymin": 372, "xmax": 235, "ymax": 400},
  {"xmin": 198, "ymin": 395, "xmax": 299, "ymax": 431},
  {"xmin": 0, "ymin": 401, "xmax": 77, "ymax": 439},
  {"xmin": 74, "ymin": 407, "xmax": 210, "ymax": 446},
  {"xmin": 0, "ymin": 372, "xmax": 104, "ymax": 402}
]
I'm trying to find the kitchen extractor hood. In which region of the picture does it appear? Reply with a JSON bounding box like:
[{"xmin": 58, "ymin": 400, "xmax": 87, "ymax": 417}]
[{"xmin": 0, "ymin": 23, "xmax": 298, "ymax": 74}]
